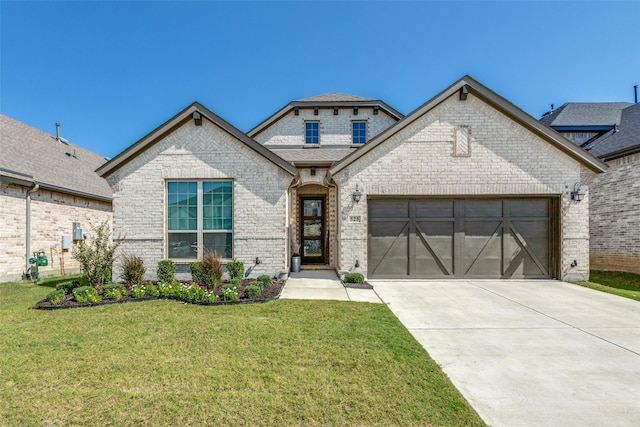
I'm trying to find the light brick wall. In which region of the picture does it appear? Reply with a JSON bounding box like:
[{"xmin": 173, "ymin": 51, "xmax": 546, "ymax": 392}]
[
  {"xmin": 333, "ymin": 93, "xmax": 597, "ymax": 280},
  {"xmin": 254, "ymin": 107, "xmax": 397, "ymax": 147},
  {"xmin": 0, "ymin": 182, "xmax": 112, "ymax": 281},
  {"xmin": 105, "ymin": 118, "xmax": 293, "ymax": 281},
  {"xmin": 590, "ymin": 152, "xmax": 640, "ymax": 274}
]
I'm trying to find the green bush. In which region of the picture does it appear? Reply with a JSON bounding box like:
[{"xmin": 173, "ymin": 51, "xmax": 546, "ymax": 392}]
[
  {"xmin": 56, "ymin": 279, "xmax": 85, "ymax": 295},
  {"xmin": 73, "ymin": 286, "xmax": 102, "ymax": 304},
  {"xmin": 130, "ymin": 284, "xmax": 146, "ymax": 298},
  {"xmin": 46, "ymin": 289, "xmax": 66, "ymax": 305},
  {"xmin": 158, "ymin": 279, "xmax": 180, "ymax": 298},
  {"xmin": 145, "ymin": 282, "xmax": 160, "ymax": 297},
  {"xmin": 221, "ymin": 285, "xmax": 239, "ymax": 301},
  {"xmin": 72, "ymin": 221, "xmax": 121, "ymax": 287},
  {"xmin": 244, "ymin": 283, "xmax": 262, "ymax": 299},
  {"xmin": 344, "ymin": 272, "xmax": 365, "ymax": 284},
  {"xmin": 225, "ymin": 278, "xmax": 242, "ymax": 288},
  {"xmin": 190, "ymin": 262, "xmax": 206, "ymax": 286},
  {"xmin": 257, "ymin": 275, "xmax": 272, "ymax": 289},
  {"xmin": 103, "ymin": 284, "xmax": 126, "ymax": 300},
  {"xmin": 121, "ymin": 254, "xmax": 145, "ymax": 287},
  {"xmin": 157, "ymin": 260, "xmax": 176, "ymax": 283},
  {"xmin": 225, "ymin": 260, "xmax": 245, "ymax": 281}
]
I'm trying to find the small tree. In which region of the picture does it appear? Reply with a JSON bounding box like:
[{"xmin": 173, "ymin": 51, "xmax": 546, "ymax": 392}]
[{"xmin": 73, "ymin": 221, "xmax": 121, "ymax": 288}]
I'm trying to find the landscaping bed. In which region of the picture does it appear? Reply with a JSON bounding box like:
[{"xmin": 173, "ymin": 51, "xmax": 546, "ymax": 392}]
[{"xmin": 32, "ymin": 279, "xmax": 285, "ymax": 310}]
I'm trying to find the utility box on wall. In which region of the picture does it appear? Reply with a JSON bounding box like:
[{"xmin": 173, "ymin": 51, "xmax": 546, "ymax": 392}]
[
  {"xmin": 61, "ymin": 235, "xmax": 71, "ymax": 250},
  {"xmin": 72, "ymin": 222, "xmax": 83, "ymax": 241}
]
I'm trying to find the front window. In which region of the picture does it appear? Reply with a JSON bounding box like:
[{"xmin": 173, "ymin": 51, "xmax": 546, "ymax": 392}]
[
  {"xmin": 352, "ymin": 121, "xmax": 367, "ymax": 144},
  {"xmin": 167, "ymin": 180, "xmax": 233, "ymax": 259},
  {"xmin": 305, "ymin": 122, "xmax": 319, "ymax": 144}
]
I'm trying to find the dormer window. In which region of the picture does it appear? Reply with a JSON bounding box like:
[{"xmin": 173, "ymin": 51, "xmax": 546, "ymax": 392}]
[
  {"xmin": 305, "ymin": 122, "xmax": 319, "ymax": 144},
  {"xmin": 352, "ymin": 121, "xmax": 367, "ymax": 144}
]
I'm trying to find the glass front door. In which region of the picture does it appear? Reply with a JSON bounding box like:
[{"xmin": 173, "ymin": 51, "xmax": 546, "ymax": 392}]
[{"xmin": 301, "ymin": 197, "xmax": 325, "ymax": 264}]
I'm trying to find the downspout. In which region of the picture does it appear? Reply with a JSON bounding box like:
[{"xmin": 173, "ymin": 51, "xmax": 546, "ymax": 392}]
[{"xmin": 25, "ymin": 183, "xmax": 40, "ymax": 279}]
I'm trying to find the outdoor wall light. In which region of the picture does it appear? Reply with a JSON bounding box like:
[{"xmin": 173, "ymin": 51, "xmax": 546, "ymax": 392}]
[
  {"xmin": 571, "ymin": 183, "xmax": 586, "ymax": 201},
  {"xmin": 256, "ymin": 257, "xmax": 262, "ymax": 265},
  {"xmin": 571, "ymin": 260, "xmax": 578, "ymax": 268},
  {"xmin": 352, "ymin": 184, "xmax": 362, "ymax": 203},
  {"xmin": 459, "ymin": 84, "xmax": 470, "ymax": 101},
  {"xmin": 192, "ymin": 111, "xmax": 202, "ymax": 126},
  {"xmin": 355, "ymin": 259, "xmax": 360, "ymax": 268}
]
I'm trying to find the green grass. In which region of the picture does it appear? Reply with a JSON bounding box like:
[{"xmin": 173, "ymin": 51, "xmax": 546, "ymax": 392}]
[
  {"xmin": 0, "ymin": 281, "xmax": 484, "ymax": 426},
  {"xmin": 574, "ymin": 270, "xmax": 640, "ymax": 302}
]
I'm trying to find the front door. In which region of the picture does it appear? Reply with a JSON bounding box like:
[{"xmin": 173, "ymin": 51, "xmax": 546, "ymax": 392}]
[{"xmin": 301, "ymin": 197, "xmax": 325, "ymax": 264}]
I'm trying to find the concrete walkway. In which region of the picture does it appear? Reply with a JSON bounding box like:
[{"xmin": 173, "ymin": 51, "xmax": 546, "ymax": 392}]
[
  {"xmin": 281, "ymin": 270, "xmax": 382, "ymax": 303},
  {"xmin": 371, "ymin": 280, "xmax": 640, "ymax": 427}
]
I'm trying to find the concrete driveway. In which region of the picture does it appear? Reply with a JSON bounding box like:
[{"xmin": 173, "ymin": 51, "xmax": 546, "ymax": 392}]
[{"xmin": 371, "ymin": 280, "xmax": 640, "ymax": 427}]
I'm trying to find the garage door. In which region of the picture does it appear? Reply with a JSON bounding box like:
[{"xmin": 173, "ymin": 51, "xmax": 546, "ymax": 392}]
[{"xmin": 368, "ymin": 198, "xmax": 556, "ymax": 279}]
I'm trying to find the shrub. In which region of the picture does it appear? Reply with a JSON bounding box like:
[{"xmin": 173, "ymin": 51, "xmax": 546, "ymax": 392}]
[
  {"xmin": 158, "ymin": 279, "xmax": 180, "ymax": 298},
  {"xmin": 130, "ymin": 284, "xmax": 146, "ymax": 298},
  {"xmin": 244, "ymin": 283, "xmax": 262, "ymax": 299},
  {"xmin": 345, "ymin": 272, "xmax": 365, "ymax": 284},
  {"xmin": 257, "ymin": 275, "xmax": 272, "ymax": 289},
  {"xmin": 226, "ymin": 260, "xmax": 245, "ymax": 281},
  {"xmin": 73, "ymin": 286, "xmax": 102, "ymax": 304},
  {"xmin": 190, "ymin": 262, "xmax": 206, "ymax": 286},
  {"xmin": 56, "ymin": 279, "xmax": 85, "ymax": 295},
  {"xmin": 179, "ymin": 283, "xmax": 205, "ymax": 302},
  {"xmin": 205, "ymin": 290, "xmax": 217, "ymax": 303},
  {"xmin": 121, "ymin": 254, "xmax": 146, "ymax": 287},
  {"xmin": 72, "ymin": 221, "xmax": 121, "ymax": 287},
  {"xmin": 201, "ymin": 252, "xmax": 223, "ymax": 289},
  {"xmin": 145, "ymin": 281, "xmax": 160, "ymax": 297},
  {"xmin": 226, "ymin": 278, "xmax": 242, "ymax": 288},
  {"xmin": 221, "ymin": 284, "xmax": 239, "ymax": 301},
  {"xmin": 157, "ymin": 260, "xmax": 176, "ymax": 283},
  {"xmin": 103, "ymin": 284, "xmax": 126, "ymax": 300},
  {"xmin": 46, "ymin": 289, "xmax": 66, "ymax": 305}
]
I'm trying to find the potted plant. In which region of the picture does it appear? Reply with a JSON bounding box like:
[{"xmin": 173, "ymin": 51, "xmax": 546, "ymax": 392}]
[{"xmin": 291, "ymin": 238, "xmax": 301, "ymax": 273}]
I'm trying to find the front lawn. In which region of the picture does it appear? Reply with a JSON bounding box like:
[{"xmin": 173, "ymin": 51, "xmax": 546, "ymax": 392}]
[
  {"xmin": 574, "ymin": 270, "xmax": 640, "ymax": 302},
  {"xmin": 0, "ymin": 281, "xmax": 484, "ymax": 426}
]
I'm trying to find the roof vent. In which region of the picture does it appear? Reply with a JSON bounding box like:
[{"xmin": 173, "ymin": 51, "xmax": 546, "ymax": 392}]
[{"xmin": 55, "ymin": 123, "xmax": 60, "ymax": 141}]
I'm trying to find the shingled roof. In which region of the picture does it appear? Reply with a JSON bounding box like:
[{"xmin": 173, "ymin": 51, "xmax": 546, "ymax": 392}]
[
  {"xmin": 295, "ymin": 92, "xmax": 374, "ymax": 102},
  {"xmin": 0, "ymin": 114, "xmax": 112, "ymax": 201},
  {"xmin": 540, "ymin": 102, "xmax": 633, "ymax": 128},
  {"xmin": 583, "ymin": 102, "xmax": 640, "ymax": 159}
]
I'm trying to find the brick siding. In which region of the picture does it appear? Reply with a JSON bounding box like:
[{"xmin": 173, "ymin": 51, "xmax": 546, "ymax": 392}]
[
  {"xmin": 0, "ymin": 182, "xmax": 112, "ymax": 281},
  {"xmin": 104, "ymin": 119, "xmax": 292, "ymax": 281},
  {"xmin": 590, "ymin": 152, "xmax": 640, "ymax": 274},
  {"xmin": 333, "ymin": 93, "xmax": 596, "ymax": 280}
]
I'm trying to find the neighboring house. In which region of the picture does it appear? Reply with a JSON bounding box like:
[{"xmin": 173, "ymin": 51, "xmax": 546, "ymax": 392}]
[
  {"xmin": 98, "ymin": 76, "xmax": 606, "ymax": 282},
  {"xmin": 0, "ymin": 115, "xmax": 113, "ymax": 281},
  {"xmin": 541, "ymin": 101, "xmax": 640, "ymax": 274}
]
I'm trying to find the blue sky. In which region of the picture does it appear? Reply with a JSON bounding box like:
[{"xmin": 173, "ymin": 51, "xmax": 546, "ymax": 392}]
[{"xmin": 2, "ymin": 1, "xmax": 639, "ymax": 158}]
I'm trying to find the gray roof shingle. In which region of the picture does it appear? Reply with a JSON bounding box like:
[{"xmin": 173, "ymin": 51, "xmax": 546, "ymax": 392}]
[
  {"xmin": 295, "ymin": 92, "xmax": 374, "ymax": 103},
  {"xmin": 541, "ymin": 102, "xmax": 633, "ymax": 127},
  {"xmin": 0, "ymin": 114, "xmax": 112, "ymax": 200},
  {"xmin": 584, "ymin": 102, "xmax": 640, "ymax": 158}
]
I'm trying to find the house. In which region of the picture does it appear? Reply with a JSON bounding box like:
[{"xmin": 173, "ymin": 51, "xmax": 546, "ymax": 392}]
[
  {"xmin": 0, "ymin": 115, "xmax": 113, "ymax": 281},
  {"xmin": 541, "ymin": 101, "xmax": 640, "ymax": 274},
  {"xmin": 98, "ymin": 76, "xmax": 606, "ymax": 281}
]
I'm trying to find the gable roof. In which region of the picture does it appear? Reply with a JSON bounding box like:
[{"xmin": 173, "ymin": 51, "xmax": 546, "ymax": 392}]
[
  {"xmin": 96, "ymin": 102, "xmax": 296, "ymax": 177},
  {"xmin": 583, "ymin": 102, "xmax": 640, "ymax": 159},
  {"xmin": 540, "ymin": 102, "xmax": 633, "ymax": 130},
  {"xmin": 247, "ymin": 94, "xmax": 404, "ymax": 139},
  {"xmin": 329, "ymin": 75, "xmax": 607, "ymax": 176},
  {"xmin": 0, "ymin": 114, "xmax": 112, "ymax": 201}
]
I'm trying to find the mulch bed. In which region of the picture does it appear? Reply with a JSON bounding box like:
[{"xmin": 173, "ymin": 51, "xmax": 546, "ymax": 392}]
[
  {"xmin": 32, "ymin": 279, "xmax": 285, "ymax": 310},
  {"xmin": 342, "ymin": 281, "xmax": 374, "ymax": 289}
]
